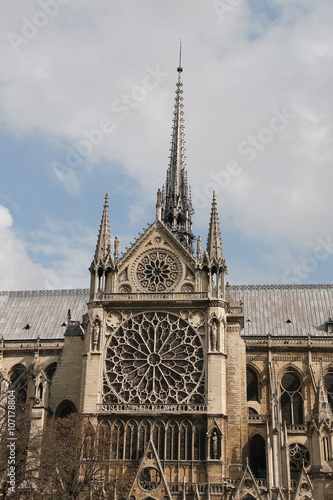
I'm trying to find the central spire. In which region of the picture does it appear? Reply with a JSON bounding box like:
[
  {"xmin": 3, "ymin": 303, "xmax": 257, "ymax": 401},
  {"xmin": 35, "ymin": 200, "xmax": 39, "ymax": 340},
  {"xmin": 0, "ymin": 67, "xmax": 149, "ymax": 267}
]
[{"xmin": 161, "ymin": 42, "xmax": 194, "ymax": 253}]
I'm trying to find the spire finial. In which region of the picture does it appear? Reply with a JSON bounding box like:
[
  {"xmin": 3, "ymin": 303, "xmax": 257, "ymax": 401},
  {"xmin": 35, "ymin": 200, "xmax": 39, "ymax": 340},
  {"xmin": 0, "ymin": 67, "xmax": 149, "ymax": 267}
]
[
  {"xmin": 161, "ymin": 42, "xmax": 194, "ymax": 254},
  {"xmin": 91, "ymin": 195, "xmax": 113, "ymax": 267},
  {"xmin": 178, "ymin": 39, "xmax": 183, "ymax": 73},
  {"xmin": 206, "ymin": 192, "xmax": 223, "ymax": 262}
]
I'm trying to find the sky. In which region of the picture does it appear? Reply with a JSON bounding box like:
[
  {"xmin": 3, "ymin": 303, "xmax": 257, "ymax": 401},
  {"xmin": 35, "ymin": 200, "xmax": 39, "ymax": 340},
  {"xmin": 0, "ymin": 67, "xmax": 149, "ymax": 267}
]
[{"xmin": 0, "ymin": 0, "xmax": 333, "ymax": 290}]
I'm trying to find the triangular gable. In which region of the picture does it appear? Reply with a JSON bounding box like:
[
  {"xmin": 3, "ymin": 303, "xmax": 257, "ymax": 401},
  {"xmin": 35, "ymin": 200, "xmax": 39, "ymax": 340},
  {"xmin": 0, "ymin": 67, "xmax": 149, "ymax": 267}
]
[
  {"xmin": 116, "ymin": 220, "xmax": 197, "ymax": 294},
  {"xmin": 194, "ymin": 484, "xmax": 201, "ymax": 500},
  {"xmin": 293, "ymin": 465, "xmax": 314, "ymax": 500},
  {"xmin": 118, "ymin": 219, "xmax": 196, "ymax": 269},
  {"xmin": 207, "ymin": 418, "xmax": 223, "ymax": 437},
  {"xmin": 127, "ymin": 438, "xmax": 172, "ymax": 500},
  {"xmin": 271, "ymin": 489, "xmax": 286, "ymax": 500},
  {"xmin": 233, "ymin": 459, "xmax": 263, "ymax": 500}
]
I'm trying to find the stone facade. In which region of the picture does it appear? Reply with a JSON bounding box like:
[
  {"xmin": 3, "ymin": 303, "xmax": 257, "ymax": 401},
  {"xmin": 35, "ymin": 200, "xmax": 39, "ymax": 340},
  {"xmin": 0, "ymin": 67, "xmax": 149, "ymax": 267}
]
[{"xmin": 1, "ymin": 60, "xmax": 333, "ymax": 500}]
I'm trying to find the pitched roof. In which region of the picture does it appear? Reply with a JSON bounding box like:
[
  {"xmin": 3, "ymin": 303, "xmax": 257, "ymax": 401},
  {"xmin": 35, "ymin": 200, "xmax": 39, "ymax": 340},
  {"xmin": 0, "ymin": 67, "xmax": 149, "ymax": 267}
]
[
  {"xmin": 230, "ymin": 284, "xmax": 333, "ymax": 337},
  {"xmin": 0, "ymin": 289, "xmax": 89, "ymax": 340},
  {"xmin": 1, "ymin": 284, "xmax": 333, "ymax": 340}
]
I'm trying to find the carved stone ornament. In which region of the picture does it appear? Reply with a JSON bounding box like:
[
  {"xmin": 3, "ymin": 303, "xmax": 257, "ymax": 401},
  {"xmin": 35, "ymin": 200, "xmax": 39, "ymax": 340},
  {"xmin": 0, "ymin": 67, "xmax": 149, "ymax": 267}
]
[
  {"xmin": 132, "ymin": 248, "xmax": 182, "ymax": 292},
  {"xmin": 103, "ymin": 311, "xmax": 205, "ymax": 404}
]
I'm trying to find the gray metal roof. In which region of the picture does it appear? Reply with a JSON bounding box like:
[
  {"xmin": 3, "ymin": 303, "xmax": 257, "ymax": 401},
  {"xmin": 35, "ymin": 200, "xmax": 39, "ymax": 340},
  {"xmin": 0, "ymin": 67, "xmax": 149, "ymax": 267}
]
[
  {"xmin": 0, "ymin": 284, "xmax": 332, "ymax": 340},
  {"xmin": 0, "ymin": 289, "xmax": 89, "ymax": 340},
  {"xmin": 230, "ymin": 284, "xmax": 333, "ymax": 337}
]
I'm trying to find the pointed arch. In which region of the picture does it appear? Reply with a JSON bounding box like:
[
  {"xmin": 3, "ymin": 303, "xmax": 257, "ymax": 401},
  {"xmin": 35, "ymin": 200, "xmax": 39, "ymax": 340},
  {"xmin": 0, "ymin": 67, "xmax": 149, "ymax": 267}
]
[
  {"xmin": 110, "ymin": 419, "xmax": 124, "ymax": 459},
  {"xmin": 152, "ymin": 420, "xmax": 165, "ymax": 460},
  {"xmin": 125, "ymin": 419, "xmax": 139, "ymax": 459},
  {"xmin": 246, "ymin": 366, "xmax": 259, "ymax": 402},
  {"xmin": 139, "ymin": 419, "xmax": 151, "ymax": 459},
  {"xmin": 9, "ymin": 363, "xmax": 28, "ymax": 405},
  {"xmin": 324, "ymin": 369, "xmax": 333, "ymax": 412},
  {"xmin": 249, "ymin": 434, "xmax": 266, "ymax": 478},
  {"xmin": 166, "ymin": 420, "xmax": 179, "ymax": 460},
  {"xmin": 180, "ymin": 420, "xmax": 192, "ymax": 460},
  {"xmin": 194, "ymin": 419, "xmax": 206, "ymax": 461},
  {"xmin": 280, "ymin": 370, "xmax": 303, "ymax": 425},
  {"xmin": 98, "ymin": 419, "xmax": 111, "ymax": 460}
]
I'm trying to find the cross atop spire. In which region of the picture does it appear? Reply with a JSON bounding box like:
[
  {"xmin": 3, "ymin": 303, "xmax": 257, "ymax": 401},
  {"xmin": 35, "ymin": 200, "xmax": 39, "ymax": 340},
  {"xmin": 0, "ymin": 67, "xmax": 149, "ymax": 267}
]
[
  {"xmin": 161, "ymin": 46, "xmax": 194, "ymax": 253},
  {"xmin": 178, "ymin": 39, "xmax": 183, "ymax": 73},
  {"xmin": 206, "ymin": 192, "xmax": 223, "ymax": 263},
  {"xmin": 92, "ymin": 194, "xmax": 113, "ymax": 268}
]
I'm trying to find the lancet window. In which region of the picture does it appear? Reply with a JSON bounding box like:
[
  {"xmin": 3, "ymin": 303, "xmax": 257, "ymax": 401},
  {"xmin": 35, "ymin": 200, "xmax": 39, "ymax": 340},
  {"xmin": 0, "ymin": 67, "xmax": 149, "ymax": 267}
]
[
  {"xmin": 324, "ymin": 370, "xmax": 333, "ymax": 412},
  {"xmin": 98, "ymin": 418, "xmax": 205, "ymax": 462},
  {"xmin": 280, "ymin": 371, "xmax": 303, "ymax": 425},
  {"xmin": 9, "ymin": 365, "xmax": 28, "ymax": 405},
  {"xmin": 246, "ymin": 367, "xmax": 259, "ymax": 402},
  {"xmin": 249, "ymin": 434, "xmax": 266, "ymax": 478}
]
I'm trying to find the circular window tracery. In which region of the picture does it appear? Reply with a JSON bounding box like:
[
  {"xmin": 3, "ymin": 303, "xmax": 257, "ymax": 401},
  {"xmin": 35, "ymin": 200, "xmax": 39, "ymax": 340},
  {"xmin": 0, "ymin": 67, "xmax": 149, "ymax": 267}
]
[
  {"xmin": 133, "ymin": 250, "xmax": 181, "ymax": 292},
  {"xmin": 289, "ymin": 443, "xmax": 310, "ymax": 471},
  {"xmin": 139, "ymin": 467, "xmax": 161, "ymax": 491},
  {"xmin": 104, "ymin": 312, "xmax": 204, "ymax": 404}
]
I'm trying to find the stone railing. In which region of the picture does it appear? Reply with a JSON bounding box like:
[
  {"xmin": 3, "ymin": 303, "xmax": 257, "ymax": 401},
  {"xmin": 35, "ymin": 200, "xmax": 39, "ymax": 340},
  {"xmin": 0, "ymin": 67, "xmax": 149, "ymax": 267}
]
[
  {"xmin": 98, "ymin": 403, "xmax": 207, "ymax": 413},
  {"xmin": 95, "ymin": 291, "xmax": 210, "ymax": 301},
  {"xmin": 243, "ymin": 335, "xmax": 333, "ymax": 347},
  {"xmin": 287, "ymin": 424, "xmax": 306, "ymax": 433},
  {"xmin": 248, "ymin": 414, "xmax": 266, "ymax": 423},
  {"xmin": 169, "ymin": 479, "xmax": 268, "ymax": 494}
]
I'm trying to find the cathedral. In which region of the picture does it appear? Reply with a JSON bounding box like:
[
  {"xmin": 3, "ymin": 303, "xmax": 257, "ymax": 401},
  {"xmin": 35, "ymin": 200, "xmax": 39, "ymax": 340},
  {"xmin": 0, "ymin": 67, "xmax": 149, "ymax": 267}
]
[{"xmin": 1, "ymin": 56, "xmax": 333, "ymax": 500}]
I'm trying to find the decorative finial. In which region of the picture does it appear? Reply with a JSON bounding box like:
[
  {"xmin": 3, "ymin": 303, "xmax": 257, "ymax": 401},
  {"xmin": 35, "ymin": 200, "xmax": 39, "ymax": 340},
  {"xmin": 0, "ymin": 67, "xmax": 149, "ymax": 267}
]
[
  {"xmin": 104, "ymin": 193, "xmax": 109, "ymax": 206},
  {"xmin": 177, "ymin": 39, "xmax": 183, "ymax": 73},
  {"xmin": 114, "ymin": 236, "xmax": 119, "ymax": 262},
  {"xmin": 156, "ymin": 188, "xmax": 162, "ymax": 221}
]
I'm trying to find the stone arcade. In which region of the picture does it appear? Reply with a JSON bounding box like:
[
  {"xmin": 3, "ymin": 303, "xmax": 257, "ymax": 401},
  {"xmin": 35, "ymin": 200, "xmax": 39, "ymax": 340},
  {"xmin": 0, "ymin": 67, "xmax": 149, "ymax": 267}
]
[{"xmin": 1, "ymin": 58, "xmax": 333, "ymax": 499}]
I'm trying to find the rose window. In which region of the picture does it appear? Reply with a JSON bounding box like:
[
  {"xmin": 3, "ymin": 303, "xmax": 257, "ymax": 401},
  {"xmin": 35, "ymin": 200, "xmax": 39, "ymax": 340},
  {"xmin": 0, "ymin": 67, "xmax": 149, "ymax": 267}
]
[
  {"xmin": 103, "ymin": 312, "xmax": 204, "ymax": 404},
  {"xmin": 133, "ymin": 249, "xmax": 181, "ymax": 292}
]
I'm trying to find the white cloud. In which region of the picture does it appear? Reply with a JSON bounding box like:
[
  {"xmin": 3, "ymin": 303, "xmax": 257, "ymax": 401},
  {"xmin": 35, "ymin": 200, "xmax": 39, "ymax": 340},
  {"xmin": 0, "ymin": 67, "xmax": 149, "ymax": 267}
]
[
  {"xmin": 0, "ymin": 0, "xmax": 332, "ymax": 285},
  {"xmin": 0, "ymin": 205, "xmax": 46, "ymax": 290}
]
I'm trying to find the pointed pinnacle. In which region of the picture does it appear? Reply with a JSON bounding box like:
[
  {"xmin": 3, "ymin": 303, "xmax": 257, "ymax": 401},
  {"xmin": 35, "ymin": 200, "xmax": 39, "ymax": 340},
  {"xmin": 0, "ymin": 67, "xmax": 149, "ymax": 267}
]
[
  {"xmin": 206, "ymin": 192, "xmax": 223, "ymax": 262},
  {"xmin": 93, "ymin": 194, "xmax": 112, "ymax": 267}
]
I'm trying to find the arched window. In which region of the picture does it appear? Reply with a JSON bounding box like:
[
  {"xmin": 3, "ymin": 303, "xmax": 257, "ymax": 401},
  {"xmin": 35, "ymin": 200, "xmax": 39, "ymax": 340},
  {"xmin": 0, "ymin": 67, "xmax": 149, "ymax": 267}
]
[
  {"xmin": 83, "ymin": 422, "xmax": 96, "ymax": 459},
  {"xmin": 98, "ymin": 420, "xmax": 111, "ymax": 460},
  {"xmin": 125, "ymin": 420, "xmax": 138, "ymax": 460},
  {"xmin": 249, "ymin": 434, "xmax": 266, "ymax": 478},
  {"xmin": 180, "ymin": 421, "xmax": 192, "ymax": 461},
  {"xmin": 153, "ymin": 420, "xmax": 165, "ymax": 460},
  {"xmin": 110, "ymin": 420, "xmax": 124, "ymax": 459},
  {"xmin": 194, "ymin": 421, "xmax": 205, "ymax": 460},
  {"xmin": 247, "ymin": 367, "xmax": 259, "ymax": 402},
  {"xmin": 324, "ymin": 370, "xmax": 333, "ymax": 412},
  {"xmin": 280, "ymin": 371, "xmax": 303, "ymax": 425},
  {"xmin": 166, "ymin": 421, "xmax": 178, "ymax": 460},
  {"xmin": 323, "ymin": 435, "xmax": 330, "ymax": 462},
  {"xmin": 9, "ymin": 365, "xmax": 28, "ymax": 405},
  {"xmin": 45, "ymin": 362, "xmax": 57, "ymax": 381},
  {"xmin": 55, "ymin": 400, "xmax": 77, "ymax": 419},
  {"xmin": 139, "ymin": 420, "xmax": 151, "ymax": 458},
  {"xmin": 289, "ymin": 443, "xmax": 310, "ymax": 479}
]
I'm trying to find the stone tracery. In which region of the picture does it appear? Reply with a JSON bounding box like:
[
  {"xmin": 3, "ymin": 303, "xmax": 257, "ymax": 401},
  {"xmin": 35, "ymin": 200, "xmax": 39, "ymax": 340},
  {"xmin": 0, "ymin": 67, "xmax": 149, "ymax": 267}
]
[
  {"xmin": 133, "ymin": 249, "xmax": 181, "ymax": 292},
  {"xmin": 103, "ymin": 312, "xmax": 204, "ymax": 404}
]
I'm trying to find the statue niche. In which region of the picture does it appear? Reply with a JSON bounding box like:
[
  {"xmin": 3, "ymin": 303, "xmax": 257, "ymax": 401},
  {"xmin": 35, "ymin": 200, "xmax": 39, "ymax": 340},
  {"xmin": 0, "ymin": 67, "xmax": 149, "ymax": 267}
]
[
  {"xmin": 210, "ymin": 317, "xmax": 219, "ymax": 352},
  {"xmin": 92, "ymin": 317, "xmax": 101, "ymax": 351},
  {"xmin": 210, "ymin": 428, "xmax": 221, "ymax": 460}
]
